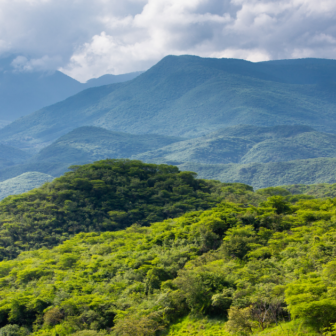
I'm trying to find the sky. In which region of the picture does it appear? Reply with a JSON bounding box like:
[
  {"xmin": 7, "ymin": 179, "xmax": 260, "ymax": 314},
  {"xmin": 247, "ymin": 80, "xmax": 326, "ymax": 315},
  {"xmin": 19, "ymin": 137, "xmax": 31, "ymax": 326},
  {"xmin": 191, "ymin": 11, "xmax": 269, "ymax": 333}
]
[{"xmin": 0, "ymin": 0, "xmax": 336, "ymax": 82}]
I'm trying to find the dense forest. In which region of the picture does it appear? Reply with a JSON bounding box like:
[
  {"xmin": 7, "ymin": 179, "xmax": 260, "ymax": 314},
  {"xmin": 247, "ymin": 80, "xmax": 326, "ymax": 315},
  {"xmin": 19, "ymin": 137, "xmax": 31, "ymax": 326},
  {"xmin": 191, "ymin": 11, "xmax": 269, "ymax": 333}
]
[
  {"xmin": 0, "ymin": 160, "xmax": 336, "ymax": 335},
  {"xmin": 0, "ymin": 159, "xmax": 229, "ymax": 261}
]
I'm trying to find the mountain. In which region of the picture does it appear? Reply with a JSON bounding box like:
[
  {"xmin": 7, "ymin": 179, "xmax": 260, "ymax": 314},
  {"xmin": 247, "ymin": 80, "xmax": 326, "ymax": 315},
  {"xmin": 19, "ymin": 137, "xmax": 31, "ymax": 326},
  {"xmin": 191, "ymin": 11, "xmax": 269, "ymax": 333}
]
[
  {"xmin": 179, "ymin": 157, "xmax": 336, "ymax": 189},
  {"xmin": 82, "ymin": 71, "xmax": 143, "ymax": 88},
  {"xmin": 0, "ymin": 126, "xmax": 183, "ymax": 181},
  {"xmin": 134, "ymin": 124, "xmax": 336, "ymax": 165},
  {"xmin": 32, "ymin": 126, "xmax": 183, "ymax": 164},
  {"xmin": 3, "ymin": 124, "xmax": 336, "ymax": 188},
  {"xmin": 0, "ymin": 55, "xmax": 142, "ymax": 123},
  {"xmin": 1, "ymin": 55, "xmax": 336, "ymax": 150},
  {"xmin": 0, "ymin": 172, "xmax": 53, "ymax": 200},
  {"xmin": 0, "ymin": 143, "xmax": 31, "ymax": 169}
]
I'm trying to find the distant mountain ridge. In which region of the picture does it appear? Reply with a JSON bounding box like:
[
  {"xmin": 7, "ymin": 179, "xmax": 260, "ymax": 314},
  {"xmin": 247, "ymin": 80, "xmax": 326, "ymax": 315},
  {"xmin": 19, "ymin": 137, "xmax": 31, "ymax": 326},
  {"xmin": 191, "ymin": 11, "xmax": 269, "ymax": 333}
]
[
  {"xmin": 32, "ymin": 126, "xmax": 183, "ymax": 165},
  {"xmin": 0, "ymin": 55, "xmax": 142, "ymax": 122},
  {"xmin": 0, "ymin": 172, "xmax": 53, "ymax": 200},
  {"xmin": 1, "ymin": 125, "xmax": 336, "ymax": 190},
  {"xmin": 0, "ymin": 126, "xmax": 184, "ymax": 181},
  {"xmin": 179, "ymin": 157, "xmax": 336, "ymax": 189},
  {"xmin": 134, "ymin": 124, "xmax": 335, "ymax": 165},
  {"xmin": 1, "ymin": 55, "xmax": 336, "ymax": 151},
  {"xmin": 0, "ymin": 143, "xmax": 31, "ymax": 169}
]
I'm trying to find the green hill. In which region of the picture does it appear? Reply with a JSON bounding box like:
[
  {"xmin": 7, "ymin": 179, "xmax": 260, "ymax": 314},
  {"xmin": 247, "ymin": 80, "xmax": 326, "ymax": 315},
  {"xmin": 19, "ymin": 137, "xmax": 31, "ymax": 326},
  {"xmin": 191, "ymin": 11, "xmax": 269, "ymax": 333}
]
[
  {"xmin": 179, "ymin": 157, "xmax": 336, "ymax": 189},
  {"xmin": 134, "ymin": 124, "xmax": 336, "ymax": 165},
  {"xmin": 2, "ymin": 56, "xmax": 336, "ymax": 150},
  {"xmin": 0, "ymin": 159, "xmax": 231, "ymax": 260},
  {"xmin": 0, "ymin": 172, "xmax": 54, "ymax": 200},
  {"xmin": 0, "ymin": 188, "xmax": 334, "ymax": 335}
]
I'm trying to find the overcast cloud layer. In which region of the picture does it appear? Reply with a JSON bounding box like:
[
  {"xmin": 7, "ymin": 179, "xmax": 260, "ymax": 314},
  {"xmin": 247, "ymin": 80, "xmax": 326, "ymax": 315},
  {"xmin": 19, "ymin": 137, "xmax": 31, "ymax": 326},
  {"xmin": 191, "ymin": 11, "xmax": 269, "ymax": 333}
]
[{"xmin": 1, "ymin": 0, "xmax": 336, "ymax": 82}]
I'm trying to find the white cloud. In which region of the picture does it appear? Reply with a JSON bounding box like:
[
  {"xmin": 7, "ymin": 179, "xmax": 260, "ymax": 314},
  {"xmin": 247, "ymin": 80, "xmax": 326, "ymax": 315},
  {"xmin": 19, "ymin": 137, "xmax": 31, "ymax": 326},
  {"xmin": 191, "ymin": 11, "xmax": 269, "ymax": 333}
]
[
  {"xmin": 11, "ymin": 55, "xmax": 62, "ymax": 72},
  {"xmin": 0, "ymin": 0, "xmax": 336, "ymax": 82}
]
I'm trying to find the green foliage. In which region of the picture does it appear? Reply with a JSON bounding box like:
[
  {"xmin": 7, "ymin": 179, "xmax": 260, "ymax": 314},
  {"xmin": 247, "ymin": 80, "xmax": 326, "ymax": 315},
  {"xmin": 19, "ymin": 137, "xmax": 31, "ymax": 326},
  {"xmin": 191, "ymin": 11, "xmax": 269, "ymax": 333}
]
[
  {"xmin": 2, "ymin": 160, "xmax": 336, "ymax": 334},
  {"xmin": 0, "ymin": 159, "xmax": 226, "ymax": 260},
  {"xmin": 0, "ymin": 192, "xmax": 335, "ymax": 334},
  {"xmin": 0, "ymin": 325, "xmax": 29, "ymax": 336},
  {"xmin": 166, "ymin": 316, "xmax": 229, "ymax": 335}
]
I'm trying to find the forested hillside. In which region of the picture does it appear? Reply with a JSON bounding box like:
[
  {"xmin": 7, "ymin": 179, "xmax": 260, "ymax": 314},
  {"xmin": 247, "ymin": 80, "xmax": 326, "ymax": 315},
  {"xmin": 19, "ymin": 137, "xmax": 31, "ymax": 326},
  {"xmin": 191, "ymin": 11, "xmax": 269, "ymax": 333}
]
[
  {"xmin": 180, "ymin": 157, "xmax": 336, "ymax": 189},
  {"xmin": 134, "ymin": 125, "xmax": 336, "ymax": 165},
  {"xmin": 0, "ymin": 160, "xmax": 229, "ymax": 260},
  {"xmin": 32, "ymin": 126, "xmax": 182, "ymax": 165},
  {"xmin": 0, "ymin": 173, "xmax": 335, "ymax": 335},
  {"xmin": 2, "ymin": 56, "xmax": 336, "ymax": 150},
  {"xmin": 3, "ymin": 124, "xmax": 336, "ymax": 190}
]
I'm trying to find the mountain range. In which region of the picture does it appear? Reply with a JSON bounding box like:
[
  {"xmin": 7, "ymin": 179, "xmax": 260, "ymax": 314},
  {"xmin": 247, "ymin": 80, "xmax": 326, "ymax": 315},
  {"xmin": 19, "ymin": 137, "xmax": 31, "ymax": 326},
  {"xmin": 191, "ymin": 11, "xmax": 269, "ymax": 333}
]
[
  {"xmin": 133, "ymin": 124, "xmax": 336, "ymax": 164},
  {"xmin": 1, "ymin": 55, "xmax": 336, "ymax": 194},
  {"xmin": 1, "ymin": 124, "xmax": 336, "ymax": 191},
  {"xmin": 1, "ymin": 56, "xmax": 336, "ymax": 151},
  {"xmin": 0, "ymin": 55, "xmax": 142, "ymax": 124}
]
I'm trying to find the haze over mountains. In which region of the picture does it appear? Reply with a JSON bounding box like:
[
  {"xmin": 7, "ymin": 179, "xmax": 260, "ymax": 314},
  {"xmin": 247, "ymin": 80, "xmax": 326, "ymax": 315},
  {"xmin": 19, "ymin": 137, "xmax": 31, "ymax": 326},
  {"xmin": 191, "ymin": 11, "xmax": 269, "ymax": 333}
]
[
  {"xmin": 1, "ymin": 55, "xmax": 336, "ymax": 195},
  {"xmin": 1, "ymin": 55, "xmax": 336, "ymax": 151},
  {"xmin": 0, "ymin": 55, "xmax": 142, "ymax": 124},
  {"xmin": 133, "ymin": 125, "xmax": 336, "ymax": 165},
  {"xmin": 0, "ymin": 172, "xmax": 53, "ymax": 200}
]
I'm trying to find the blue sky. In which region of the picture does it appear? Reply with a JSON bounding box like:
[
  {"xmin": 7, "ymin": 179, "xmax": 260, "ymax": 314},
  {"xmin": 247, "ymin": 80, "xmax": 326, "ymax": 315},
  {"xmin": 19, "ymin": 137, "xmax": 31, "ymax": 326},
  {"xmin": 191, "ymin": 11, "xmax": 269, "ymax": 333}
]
[{"xmin": 1, "ymin": 0, "xmax": 336, "ymax": 82}]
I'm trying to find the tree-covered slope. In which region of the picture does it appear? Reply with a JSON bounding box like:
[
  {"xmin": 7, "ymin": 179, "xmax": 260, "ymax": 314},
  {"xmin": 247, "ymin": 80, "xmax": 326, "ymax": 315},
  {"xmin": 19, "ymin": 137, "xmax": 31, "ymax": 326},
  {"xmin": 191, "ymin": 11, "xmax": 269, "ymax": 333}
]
[
  {"xmin": 0, "ymin": 172, "xmax": 54, "ymax": 200},
  {"xmin": 0, "ymin": 193, "xmax": 335, "ymax": 335},
  {"xmin": 134, "ymin": 124, "xmax": 336, "ymax": 165},
  {"xmin": 3, "ymin": 124, "xmax": 336, "ymax": 191},
  {"xmin": 2, "ymin": 56, "xmax": 336, "ymax": 150},
  {"xmin": 179, "ymin": 157, "xmax": 336, "ymax": 189},
  {"xmin": 282, "ymin": 183, "xmax": 336, "ymax": 199},
  {"xmin": 32, "ymin": 126, "xmax": 183, "ymax": 165},
  {"xmin": 0, "ymin": 127, "xmax": 183, "ymax": 182},
  {"xmin": 0, "ymin": 159, "xmax": 229, "ymax": 260}
]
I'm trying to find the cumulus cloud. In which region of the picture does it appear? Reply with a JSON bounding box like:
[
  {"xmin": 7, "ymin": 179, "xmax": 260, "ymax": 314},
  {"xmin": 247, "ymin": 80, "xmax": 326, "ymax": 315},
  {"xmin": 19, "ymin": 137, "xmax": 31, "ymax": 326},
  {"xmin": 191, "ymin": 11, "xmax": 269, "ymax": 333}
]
[{"xmin": 0, "ymin": 0, "xmax": 336, "ymax": 82}]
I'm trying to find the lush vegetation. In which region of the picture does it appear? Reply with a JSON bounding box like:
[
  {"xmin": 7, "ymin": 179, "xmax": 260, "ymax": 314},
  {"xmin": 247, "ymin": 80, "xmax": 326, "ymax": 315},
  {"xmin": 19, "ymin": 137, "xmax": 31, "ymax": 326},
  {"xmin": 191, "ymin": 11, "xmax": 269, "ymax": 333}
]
[
  {"xmin": 0, "ymin": 172, "xmax": 54, "ymax": 201},
  {"xmin": 2, "ymin": 54, "xmax": 336, "ymax": 335},
  {"xmin": 0, "ymin": 185, "xmax": 334, "ymax": 335},
  {"xmin": 0, "ymin": 159, "xmax": 230, "ymax": 260}
]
